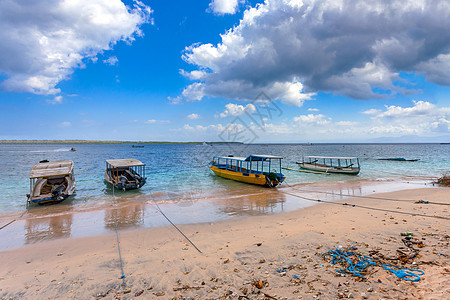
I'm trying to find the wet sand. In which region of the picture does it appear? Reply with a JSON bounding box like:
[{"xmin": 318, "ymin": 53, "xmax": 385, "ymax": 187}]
[
  {"xmin": 0, "ymin": 179, "xmax": 430, "ymax": 251},
  {"xmin": 0, "ymin": 185, "xmax": 448, "ymax": 299}
]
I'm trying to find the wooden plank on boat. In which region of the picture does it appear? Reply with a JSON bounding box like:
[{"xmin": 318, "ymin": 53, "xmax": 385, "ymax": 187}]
[{"xmin": 282, "ymin": 167, "xmax": 331, "ymax": 175}]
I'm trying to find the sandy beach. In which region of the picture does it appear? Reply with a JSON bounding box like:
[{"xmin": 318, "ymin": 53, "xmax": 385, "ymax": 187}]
[{"xmin": 0, "ymin": 186, "xmax": 449, "ymax": 299}]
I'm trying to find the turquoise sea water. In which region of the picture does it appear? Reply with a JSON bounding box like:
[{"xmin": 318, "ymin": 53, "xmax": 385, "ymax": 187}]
[
  {"xmin": 0, "ymin": 143, "xmax": 448, "ymax": 250},
  {"xmin": 0, "ymin": 143, "xmax": 448, "ymax": 213}
]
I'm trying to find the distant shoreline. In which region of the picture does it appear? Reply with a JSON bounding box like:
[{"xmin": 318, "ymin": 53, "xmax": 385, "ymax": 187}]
[
  {"xmin": 0, "ymin": 140, "xmax": 447, "ymax": 145},
  {"xmin": 0, "ymin": 140, "xmax": 245, "ymax": 145}
]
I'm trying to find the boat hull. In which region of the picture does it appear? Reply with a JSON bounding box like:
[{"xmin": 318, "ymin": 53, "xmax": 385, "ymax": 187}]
[
  {"xmin": 28, "ymin": 176, "xmax": 76, "ymax": 205},
  {"xmin": 209, "ymin": 165, "xmax": 282, "ymax": 187},
  {"xmin": 104, "ymin": 171, "xmax": 146, "ymax": 190},
  {"xmin": 296, "ymin": 162, "xmax": 360, "ymax": 175}
]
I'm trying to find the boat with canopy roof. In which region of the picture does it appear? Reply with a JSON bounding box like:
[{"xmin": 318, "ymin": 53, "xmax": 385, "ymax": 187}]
[
  {"xmin": 27, "ymin": 160, "xmax": 76, "ymax": 205},
  {"xmin": 104, "ymin": 159, "xmax": 147, "ymax": 191},
  {"xmin": 296, "ymin": 156, "xmax": 360, "ymax": 175},
  {"xmin": 209, "ymin": 155, "xmax": 285, "ymax": 187}
]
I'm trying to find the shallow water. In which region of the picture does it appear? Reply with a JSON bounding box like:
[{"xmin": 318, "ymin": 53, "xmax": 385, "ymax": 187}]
[
  {"xmin": 0, "ymin": 143, "xmax": 447, "ymax": 250},
  {"xmin": 0, "ymin": 143, "xmax": 447, "ymax": 213}
]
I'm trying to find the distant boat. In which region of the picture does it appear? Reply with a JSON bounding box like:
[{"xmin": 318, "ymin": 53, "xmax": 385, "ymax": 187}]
[
  {"xmin": 209, "ymin": 155, "xmax": 285, "ymax": 187},
  {"xmin": 70, "ymin": 147, "xmax": 76, "ymax": 151},
  {"xmin": 27, "ymin": 160, "xmax": 76, "ymax": 205},
  {"xmin": 377, "ymin": 158, "xmax": 420, "ymax": 162},
  {"xmin": 296, "ymin": 156, "xmax": 360, "ymax": 175},
  {"xmin": 132, "ymin": 145, "xmax": 144, "ymax": 148},
  {"xmin": 104, "ymin": 159, "xmax": 147, "ymax": 191}
]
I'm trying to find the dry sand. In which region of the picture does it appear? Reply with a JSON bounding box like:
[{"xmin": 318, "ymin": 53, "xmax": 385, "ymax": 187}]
[{"xmin": 0, "ymin": 187, "xmax": 449, "ymax": 300}]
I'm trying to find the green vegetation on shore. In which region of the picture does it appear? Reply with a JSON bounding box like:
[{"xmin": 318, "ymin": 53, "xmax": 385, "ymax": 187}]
[
  {"xmin": 0, "ymin": 140, "xmax": 244, "ymax": 145},
  {"xmin": 0, "ymin": 140, "xmax": 201, "ymax": 145}
]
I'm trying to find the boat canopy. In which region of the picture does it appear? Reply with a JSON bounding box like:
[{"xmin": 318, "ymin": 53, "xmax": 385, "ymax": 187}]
[
  {"xmin": 29, "ymin": 160, "xmax": 74, "ymax": 179},
  {"xmin": 106, "ymin": 159, "xmax": 145, "ymax": 168},
  {"xmin": 304, "ymin": 156, "xmax": 358, "ymax": 160},
  {"xmin": 215, "ymin": 155, "xmax": 283, "ymax": 162}
]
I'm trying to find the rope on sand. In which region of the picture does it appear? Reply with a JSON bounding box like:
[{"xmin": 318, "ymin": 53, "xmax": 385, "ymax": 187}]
[
  {"xmin": 279, "ymin": 184, "xmax": 450, "ymax": 221},
  {"xmin": 149, "ymin": 192, "xmax": 202, "ymax": 254},
  {"xmin": 382, "ymin": 264, "xmax": 424, "ymax": 281},
  {"xmin": 284, "ymin": 182, "xmax": 450, "ymax": 206},
  {"xmin": 325, "ymin": 248, "xmax": 424, "ymax": 281},
  {"xmin": 325, "ymin": 249, "xmax": 376, "ymax": 278},
  {"xmin": 112, "ymin": 185, "xmax": 126, "ymax": 287},
  {"xmin": 0, "ymin": 210, "xmax": 27, "ymax": 231}
]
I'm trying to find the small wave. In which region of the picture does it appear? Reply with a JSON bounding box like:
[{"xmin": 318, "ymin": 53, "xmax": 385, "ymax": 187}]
[{"xmin": 30, "ymin": 148, "xmax": 71, "ymax": 153}]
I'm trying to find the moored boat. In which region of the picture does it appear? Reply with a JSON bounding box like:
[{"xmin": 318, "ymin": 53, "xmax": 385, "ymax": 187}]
[
  {"xmin": 296, "ymin": 156, "xmax": 360, "ymax": 175},
  {"xmin": 104, "ymin": 159, "xmax": 147, "ymax": 191},
  {"xmin": 377, "ymin": 158, "xmax": 420, "ymax": 162},
  {"xmin": 209, "ymin": 155, "xmax": 285, "ymax": 187},
  {"xmin": 27, "ymin": 160, "xmax": 76, "ymax": 205}
]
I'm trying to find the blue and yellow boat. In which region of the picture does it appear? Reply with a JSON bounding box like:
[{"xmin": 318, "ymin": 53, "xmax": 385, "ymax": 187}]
[{"xmin": 209, "ymin": 155, "xmax": 285, "ymax": 187}]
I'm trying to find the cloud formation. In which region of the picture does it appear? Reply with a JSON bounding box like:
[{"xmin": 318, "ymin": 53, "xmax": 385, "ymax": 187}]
[
  {"xmin": 103, "ymin": 56, "xmax": 119, "ymax": 66},
  {"xmin": 0, "ymin": 0, "xmax": 152, "ymax": 95},
  {"xmin": 187, "ymin": 113, "xmax": 200, "ymax": 120},
  {"xmin": 179, "ymin": 100, "xmax": 449, "ymax": 141},
  {"xmin": 182, "ymin": 0, "xmax": 450, "ymax": 104},
  {"xmin": 145, "ymin": 119, "xmax": 171, "ymax": 124},
  {"xmin": 208, "ymin": 0, "xmax": 240, "ymax": 15},
  {"xmin": 219, "ymin": 103, "xmax": 256, "ymax": 117}
]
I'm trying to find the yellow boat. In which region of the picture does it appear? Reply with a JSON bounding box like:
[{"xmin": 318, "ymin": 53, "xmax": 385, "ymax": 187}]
[{"xmin": 209, "ymin": 155, "xmax": 285, "ymax": 187}]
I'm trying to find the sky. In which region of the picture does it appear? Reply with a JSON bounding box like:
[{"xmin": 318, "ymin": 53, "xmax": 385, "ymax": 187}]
[{"xmin": 0, "ymin": 0, "xmax": 449, "ymax": 143}]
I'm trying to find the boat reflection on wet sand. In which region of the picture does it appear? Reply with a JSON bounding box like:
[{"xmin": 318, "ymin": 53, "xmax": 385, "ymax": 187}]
[
  {"xmin": 104, "ymin": 202, "xmax": 146, "ymax": 230},
  {"xmin": 24, "ymin": 206, "xmax": 74, "ymax": 244},
  {"xmin": 214, "ymin": 187, "xmax": 287, "ymax": 216}
]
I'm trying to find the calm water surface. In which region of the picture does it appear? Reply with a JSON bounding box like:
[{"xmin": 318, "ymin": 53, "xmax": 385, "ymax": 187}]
[{"xmin": 0, "ymin": 143, "xmax": 448, "ymax": 250}]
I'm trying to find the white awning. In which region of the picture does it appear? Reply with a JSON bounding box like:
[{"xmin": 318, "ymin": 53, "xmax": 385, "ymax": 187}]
[
  {"xmin": 304, "ymin": 156, "xmax": 358, "ymax": 160},
  {"xmin": 106, "ymin": 159, "xmax": 145, "ymax": 168},
  {"xmin": 30, "ymin": 160, "xmax": 74, "ymax": 179}
]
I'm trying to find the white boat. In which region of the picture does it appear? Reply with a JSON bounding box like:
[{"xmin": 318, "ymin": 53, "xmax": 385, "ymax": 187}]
[
  {"xmin": 27, "ymin": 160, "xmax": 76, "ymax": 205},
  {"xmin": 104, "ymin": 159, "xmax": 147, "ymax": 191},
  {"xmin": 296, "ymin": 156, "xmax": 360, "ymax": 175}
]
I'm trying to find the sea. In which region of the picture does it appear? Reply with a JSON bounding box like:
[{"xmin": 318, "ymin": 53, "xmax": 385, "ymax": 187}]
[{"xmin": 0, "ymin": 143, "xmax": 448, "ymax": 249}]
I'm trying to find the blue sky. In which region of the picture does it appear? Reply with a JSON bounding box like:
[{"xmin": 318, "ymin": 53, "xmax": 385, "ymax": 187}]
[{"xmin": 0, "ymin": 0, "xmax": 449, "ymax": 142}]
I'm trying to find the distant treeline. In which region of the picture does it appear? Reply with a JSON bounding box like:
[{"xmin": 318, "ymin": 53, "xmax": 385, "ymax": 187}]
[{"xmin": 0, "ymin": 140, "xmax": 244, "ymax": 145}]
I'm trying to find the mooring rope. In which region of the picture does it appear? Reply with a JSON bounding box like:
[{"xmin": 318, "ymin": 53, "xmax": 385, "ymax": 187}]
[
  {"xmin": 112, "ymin": 185, "xmax": 126, "ymax": 287},
  {"xmin": 149, "ymin": 193, "xmax": 202, "ymax": 254},
  {"xmin": 284, "ymin": 181, "xmax": 450, "ymax": 206},
  {"xmin": 279, "ymin": 186, "xmax": 450, "ymax": 221},
  {"xmin": 0, "ymin": 210, "xmax": 27, "ymax": 231}
]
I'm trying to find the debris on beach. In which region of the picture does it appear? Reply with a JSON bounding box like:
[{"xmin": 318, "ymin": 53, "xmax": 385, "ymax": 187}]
[
  {"xmin": 323, "ymin": 237, "xmax": 429, "ymax": 282},
  {"xmin": 435, "ymin": 174, "xmax": 450, "ymax": 186}
]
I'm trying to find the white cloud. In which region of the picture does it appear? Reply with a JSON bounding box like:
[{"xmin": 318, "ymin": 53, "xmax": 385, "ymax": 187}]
[
  {"xmin": 293, "ymin": 114, "xmax": 330, "ymax": 125},
  {"xmin": 183, "ymin": 0, "xmax": 450, "ymax": 102},
  {"xmin": 0, "ymin": 0, "xmax": 152, "ymax": 95},
  {"xmin": 175, "ymin": 99, "xmax": 449, "ymax": 141},
  {"xmin": 182, "ymin": 82, "xmax": 205, "ymax": 101},
  {"xmin": 208, "ymin": 0, "xmax": 240, "ymax": 15},
  {"xmin": 47, "ymin": 95, "xmax": 63, "ymax": 104},
  {"xmin": 362, "ymin": 108, "xmax": 381, "ymax": 115},
  {"xmin": 364, "ymin": 100, "xmax": 450, "ymax": 134},
  {"xmin": 308, "ymin": 108, "xmax": 319, "ymax": 112},
  {"xmin": 187, "ymin": 113, "xmax": 200, "ymax": 120},
  {"xmin": 145, "ymin": 119, "xmax": 171, "ymax": 124},
  {"xmin": 60, "ymin": 121, "xmax": 71, "ymax": 127},
  {"xmin": 168, "ymin": 96, "xmax": 182, "ymax": 104},
  {"xmin": 103, "ymin": 56, "xmax": 119, "ymax": 66},
  {"xmin": 376, "ymin": 101, "xmax": 436, "ymax": 118},
  {"xmin": 219, "ymin": 103, "xmax": 256, "ymax": 118},
  {"xmin": 179, "ymin": 69, "xmax": 207, "ymax": 80},
  {"xmin": 335, "ymin": 121, "xmax": 358, "ymax": 126}
]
